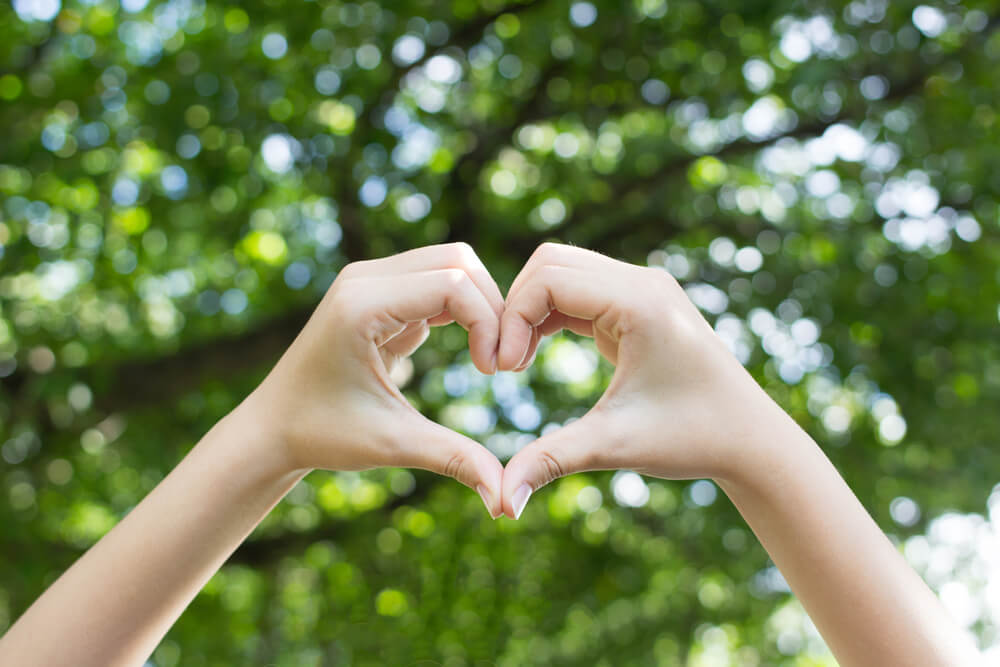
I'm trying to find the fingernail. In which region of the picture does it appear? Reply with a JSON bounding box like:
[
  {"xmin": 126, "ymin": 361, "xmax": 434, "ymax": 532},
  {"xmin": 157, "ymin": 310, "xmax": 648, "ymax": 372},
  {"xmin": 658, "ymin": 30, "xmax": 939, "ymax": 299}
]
[
  {"xmin": 517, "ymin": 348, "xmax": 538, "ymax": 372},
  {"xmin": 476, "ymin": 484, "xmax": 500, "ymax": 519},
  {"xmin": 511, "ymin": 483, "xmax": 532, "ymax": 520},
  {"xmin": 518, "ymin": 340, "xmax": 532, "ymax": 369}
]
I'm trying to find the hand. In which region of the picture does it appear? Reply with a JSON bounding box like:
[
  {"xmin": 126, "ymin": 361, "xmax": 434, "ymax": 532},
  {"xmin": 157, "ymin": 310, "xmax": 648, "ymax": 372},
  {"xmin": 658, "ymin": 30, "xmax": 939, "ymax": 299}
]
[
  {"xmin": 242, "ymin": 243, "xmax": 506, "ymax": 518},
  {"xmin": 497, "ymin": 243, "xmax": 781, "ymax": 518}
]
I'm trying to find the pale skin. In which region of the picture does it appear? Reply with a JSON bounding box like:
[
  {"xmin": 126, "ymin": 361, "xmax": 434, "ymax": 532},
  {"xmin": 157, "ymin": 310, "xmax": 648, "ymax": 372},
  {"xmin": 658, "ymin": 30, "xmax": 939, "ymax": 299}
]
[
  {"xmin": 498, "ymin": 243, "xmax": 982, "ymax": 666},
  {"xmin": 0, "ymin": 244, "xmax": 508, "ymax": 666},
  {"xmin": 0, "ymin": 242, "xmax": 981, "ymax": 666}
]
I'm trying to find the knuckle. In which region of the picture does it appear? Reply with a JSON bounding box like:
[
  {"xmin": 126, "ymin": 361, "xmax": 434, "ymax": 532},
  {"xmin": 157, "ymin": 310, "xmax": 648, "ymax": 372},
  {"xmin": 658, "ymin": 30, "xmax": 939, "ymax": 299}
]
[
  {"xmin": 441, "ymin": 267, "xmax": 468, "ymax": 284},
  {"xmin": 327, "ymin": 286, "xmax": 378, "ymax": 336},
  {"xmin": 444, "ymin": 451, "xmax": 465, "ymax": 481},
  {"xmin": 448, "ymin": 241, "xmax": 476, "ymax": 261},
  {"xmin": 646, "ymin": 264, "xmax": 679, "ymax": 290},
  {"xmin": 338, "ymin": 261, "xmax": 365, "ymax": 279},
  {"xmin": 537, "ymin": 449, "xmax": 565, "ymax": 485},
  {"xmin": 442, "ymin": 269, "xmax": 476, "ymax": 300},
  {"xmin": 439, "ymin": 242, "xmax": 477, "ymax": 272},
  {"xmin": 533, "ymin": 241, "xmax": 562, "ymax": 263},
  {"xmin": 332, "ymin": 289, "xmax": 367, "ymax": 321},
  {"xmin": 535, "ymin": 263, "xmax": 564, "ymax": 288},
  {"xmin": 537, "ymin": 263, "xmax": 560, "ymax": 278}
]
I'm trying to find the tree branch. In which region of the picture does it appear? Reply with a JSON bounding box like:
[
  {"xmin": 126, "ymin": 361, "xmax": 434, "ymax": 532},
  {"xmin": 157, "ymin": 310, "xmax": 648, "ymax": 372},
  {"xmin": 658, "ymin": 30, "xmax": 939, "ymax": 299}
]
[
  {"xmin": 10, "ymin": 472, "xmax": 447, "ymax": 569},
  {"xmin": 445, "ymin": 61, "xmax": 564, "ymax": 245},
  {"xmin": 512, "ymin": 28, "xmax": 1000, "ymax": 258},
  {"xmin": 384, "ymin": 0, "xmax": 543, "ymax": 101}
]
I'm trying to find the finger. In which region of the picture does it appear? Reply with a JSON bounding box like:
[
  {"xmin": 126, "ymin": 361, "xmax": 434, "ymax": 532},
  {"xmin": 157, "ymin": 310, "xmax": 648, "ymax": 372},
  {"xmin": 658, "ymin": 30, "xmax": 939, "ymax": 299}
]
[
  {"xmin": 512, "ymin": 313, "xmax": 594, "ymax": 372},
  {"xmin": 505, "ymin": 243, "xmax": 619, "ymax": 313},
  {"xmin": 371, "ymin": 268, "xmax": 499, "ymax": 374},
  {"xmin": 501, "ymin": 411, "xmax": 614, "ymax": 519},
  {"xmin": 427, "ymin": 310, "xmax": 454, "ymax": 327},
  {"xmin": 513, "ymin": 325, "xmax": 540, "ymax": 372},
  {"xmin": 347, "ymin": 243, "xmax": 505, "ymax": 320},
  {"xmin": 500, "ymin": 244, "xmax": 621, "ymax": 371},
  {"xmin": 499, "ymin": 264, "xmax": 617, "ymax": 371},
  {"xmin": 537, "ymin": 312, "xmax": 594, "ymax": 338},
  {"xmin": 393, "ymin": 412, "xmax": 505, "ymax": 519},
  {"xmin": 382, "ymin": 321, "xmax": 430, "ymax": 359}
]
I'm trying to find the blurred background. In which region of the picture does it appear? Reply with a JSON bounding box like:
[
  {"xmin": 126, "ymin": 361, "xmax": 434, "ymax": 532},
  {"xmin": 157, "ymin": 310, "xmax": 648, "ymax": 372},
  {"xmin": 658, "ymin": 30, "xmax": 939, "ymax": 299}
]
[{"xmin": 2, "ymin": 0, "xmax": 1000, "ymax": 664}]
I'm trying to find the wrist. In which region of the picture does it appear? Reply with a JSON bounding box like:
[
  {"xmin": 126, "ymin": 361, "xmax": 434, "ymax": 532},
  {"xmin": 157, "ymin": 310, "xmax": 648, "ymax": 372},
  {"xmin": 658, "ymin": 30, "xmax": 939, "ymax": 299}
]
[
  {"xmin": 708, "ymin": 379, "xmax": 816, "ymax": 491},
  {"xmin": 219, "ymin": 391, "xmax": 312, "ymax": 479},
  {"xmin": 713, "ymin": 419, "xmax": 824, "ymax": 510}
]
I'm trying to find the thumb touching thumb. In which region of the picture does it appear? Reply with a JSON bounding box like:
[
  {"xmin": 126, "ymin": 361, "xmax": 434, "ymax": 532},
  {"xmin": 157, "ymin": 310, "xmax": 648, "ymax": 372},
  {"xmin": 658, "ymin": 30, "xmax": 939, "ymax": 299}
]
[
  {"xmin": 392, "ymin": 412, "xmax": 505, "ymax": 519},
  {"xmin": 502, "ymin": 413, "xmax": 610, "ymax": 519}
]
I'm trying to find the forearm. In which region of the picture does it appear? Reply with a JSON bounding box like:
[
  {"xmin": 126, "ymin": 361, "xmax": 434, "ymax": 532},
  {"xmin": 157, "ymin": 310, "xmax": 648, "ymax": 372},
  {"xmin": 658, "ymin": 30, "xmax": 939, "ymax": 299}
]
[
  {"xmin": 0, "ymin": 399, "xmax": 306, "ymax": 667},
  {"xmin": 716, "ymin": 395, "xmax": 978, "ymax": 667}
]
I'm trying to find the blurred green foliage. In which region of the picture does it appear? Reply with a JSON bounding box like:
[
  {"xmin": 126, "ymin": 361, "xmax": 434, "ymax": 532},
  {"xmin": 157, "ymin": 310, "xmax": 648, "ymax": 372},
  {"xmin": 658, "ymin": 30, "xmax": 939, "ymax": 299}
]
[{"xmin": 2, "ymin": 0, "xmax": 1000, "ymax": 664}]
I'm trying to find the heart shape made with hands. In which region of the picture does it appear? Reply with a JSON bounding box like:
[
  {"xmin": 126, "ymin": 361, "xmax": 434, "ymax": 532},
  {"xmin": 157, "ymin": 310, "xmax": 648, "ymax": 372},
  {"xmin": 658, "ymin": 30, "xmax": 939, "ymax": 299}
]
[
  {"xmin": 480, "ymin": 242, "xmax": 699, "ymax": 523},
  {"xmin": 358, "ymin": 242, "xmax": 623, "ymax": 522},
  {"xmin": 265, "ymin": 242, "xmax": 755, "ymax": 526},
  {"xmin": 459, "ymin": 244, "xmax": 760, "ymax": 523}
]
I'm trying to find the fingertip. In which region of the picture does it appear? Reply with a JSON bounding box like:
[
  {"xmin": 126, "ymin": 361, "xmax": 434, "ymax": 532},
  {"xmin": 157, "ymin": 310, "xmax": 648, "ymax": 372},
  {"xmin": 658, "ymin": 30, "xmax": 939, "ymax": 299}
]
[
  {"xmin": 500, "ymin": 419, "xmax": 602, "ymax": 517},
  {"xmin": 498, "ymin": 455, "xmax": 533, "ymax": 519},
  {"xmin": 498, "ymin": 316, "xmax": 531, "ymax": 371},
  {"xmin": 476, "ymin": 483, "xmax": 503, "ymax": 519},
  {"xmin": 399, "ymin": 415, "xmax": 504, "ymax": 510},
  {"xmin": 467, "ymin": 320, "xmax": 501, "ymax": 375},
  {"xmin": 472, "ymin": 341, "xmax": 498, "ymax": 376},
  {"xmin": 511, "ymin": 483, "xmax": 532, "ymax": 520},
  {"xmin": 514, "ymin": 340, "xmax": 539, "ymax": 373},
  {"xmin": 499, "ymin": 453, "xmax": 533, "ymax": 518},
  {"xmin": 475, "ymin": 452, "xmax": 505, "ymax": 519},
  {"xmin": 452, "ymin": 430, "xmax": 503, "ymax": 508},
  {"xmin": 470, "ymin": 350, "xmax": 492, "ymax": 375}
]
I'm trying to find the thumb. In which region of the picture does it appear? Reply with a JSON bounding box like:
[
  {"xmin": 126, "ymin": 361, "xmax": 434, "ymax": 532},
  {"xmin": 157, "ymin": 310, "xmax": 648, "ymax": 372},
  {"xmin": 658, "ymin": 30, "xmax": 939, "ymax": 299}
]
[
  {"xmin": 392, "ymin": 412, "xmax": 505, "ymax": 519},
  {"xmin": 501, "ymin": 412, "xmax": 613, "ymax": 519}
]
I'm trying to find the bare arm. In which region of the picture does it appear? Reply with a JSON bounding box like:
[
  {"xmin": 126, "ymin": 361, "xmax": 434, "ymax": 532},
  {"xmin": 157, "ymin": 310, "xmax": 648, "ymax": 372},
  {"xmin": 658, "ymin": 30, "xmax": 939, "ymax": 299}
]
[
  {"xmin": 717, "ymin": 392, "xmax": 978, "ymax": 665},
  {"xmin": 0, "ymin": 243, "xmax": 506, "ymax": 667},
  {"xmin": 498, "ymin": 242, "xmax": 981, "ymax": 667},
  {"xmin": 0, "ymin": 408, "xmax": 304, "ymax": 665}
]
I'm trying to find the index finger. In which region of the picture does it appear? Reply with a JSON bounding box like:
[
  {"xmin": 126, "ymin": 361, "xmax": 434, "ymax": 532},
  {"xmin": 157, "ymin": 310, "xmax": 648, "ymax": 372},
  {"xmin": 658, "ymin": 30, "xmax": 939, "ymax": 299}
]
[
  {"xmin": 346, "ymin": 243, "xmax": 505, "ymax": 320},
  {"xmin": 367, "ymin": 268, "xmax": 501, "ymax": 374},
  {"xmin": 505, "ymin": 243, "xmax": 621, "ymax": 313},
  {"xmin": 498, "ymin": 263, "xmax": 622, "ymax": 370}
]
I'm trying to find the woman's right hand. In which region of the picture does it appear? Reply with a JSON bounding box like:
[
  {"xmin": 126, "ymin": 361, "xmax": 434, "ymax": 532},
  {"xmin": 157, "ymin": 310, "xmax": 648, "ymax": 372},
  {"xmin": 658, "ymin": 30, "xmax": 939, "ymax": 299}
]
[{"xmin": 241, "ymin": 243, "xmax": 507, "ymax": 518}]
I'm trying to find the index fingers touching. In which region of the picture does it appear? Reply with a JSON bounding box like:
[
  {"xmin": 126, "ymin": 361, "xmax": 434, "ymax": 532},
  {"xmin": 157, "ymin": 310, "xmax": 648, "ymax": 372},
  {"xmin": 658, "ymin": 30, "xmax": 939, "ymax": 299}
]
[
  {"xmin": 332, "ymin": 242, "xmax": 637, "ymax": 519},
  {"xmin": 340, "ymin": 242, "xmax": 629, "ymax": 374}
]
